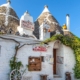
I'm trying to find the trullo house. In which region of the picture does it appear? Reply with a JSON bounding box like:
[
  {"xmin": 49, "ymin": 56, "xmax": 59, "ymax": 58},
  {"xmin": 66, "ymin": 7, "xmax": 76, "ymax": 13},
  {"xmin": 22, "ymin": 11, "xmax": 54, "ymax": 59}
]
[{"xmin": 0, "ymin": 0, "xmax": 80, "ymax": 80}]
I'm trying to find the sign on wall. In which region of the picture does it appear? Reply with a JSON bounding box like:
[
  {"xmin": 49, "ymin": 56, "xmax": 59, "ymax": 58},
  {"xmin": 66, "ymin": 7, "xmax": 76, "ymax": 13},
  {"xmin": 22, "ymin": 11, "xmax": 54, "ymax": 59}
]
[
  {"xmin": 57, "ymin": 56, "xmax": 63, "ymax": 64},
  {"xmin": 45, "ymin": 54, "xmax": 53, "ymax": 64},
  {"xmin": 33, "ymin": 45, "xmax": 47, "ymax": 52},
  {"xmin": 21, "ymin": 20, "xmax": 34, "ymax": 31}
]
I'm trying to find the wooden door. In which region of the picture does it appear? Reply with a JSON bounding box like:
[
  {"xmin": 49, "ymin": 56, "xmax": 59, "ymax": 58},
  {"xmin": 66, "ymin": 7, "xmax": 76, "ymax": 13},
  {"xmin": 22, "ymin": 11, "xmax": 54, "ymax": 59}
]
[{"xmin": 53, "ymin": 49, "xmax": 56, "ymax": 74}]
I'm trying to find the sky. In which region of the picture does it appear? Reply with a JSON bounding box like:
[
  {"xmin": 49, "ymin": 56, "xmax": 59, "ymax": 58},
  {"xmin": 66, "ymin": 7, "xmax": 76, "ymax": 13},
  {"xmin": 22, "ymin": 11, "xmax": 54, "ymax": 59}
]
[{"xmin": 0, "ymin": 0, "xmax": 80, "ymax": 37}]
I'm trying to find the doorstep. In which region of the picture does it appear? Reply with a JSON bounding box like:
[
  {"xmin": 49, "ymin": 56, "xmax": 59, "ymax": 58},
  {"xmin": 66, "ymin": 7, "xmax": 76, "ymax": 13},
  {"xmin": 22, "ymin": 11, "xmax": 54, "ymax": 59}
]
[
  {"xmin": 54, "ymin": 75, "xmax": 62, "ymax": 80},
  {"xmin": 54, "ymin": 75, "xmax": 61, "ymax": 78}
]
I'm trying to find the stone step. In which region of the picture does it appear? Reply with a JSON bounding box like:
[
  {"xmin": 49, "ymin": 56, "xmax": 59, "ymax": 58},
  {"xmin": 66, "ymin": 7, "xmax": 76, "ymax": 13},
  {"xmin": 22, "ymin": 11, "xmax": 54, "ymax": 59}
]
[
  {"xmin": 54, "ymin": 78, "xmax": 63, "ymax": 80},
  {"xmin": 54, "ymin": 75, "xmax": 61, "ymax": 78},
  {"xmin": 54, "ymin": 75, "xmax": 62, "ymax": 80}
]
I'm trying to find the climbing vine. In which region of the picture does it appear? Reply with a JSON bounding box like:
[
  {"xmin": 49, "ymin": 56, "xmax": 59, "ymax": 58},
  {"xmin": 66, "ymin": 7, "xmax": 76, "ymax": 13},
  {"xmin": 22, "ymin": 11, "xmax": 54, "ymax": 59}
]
[
  {"xmin": 10, "ymin": 58, "xmax": 23, "ymax": 70},
  {"xmin": 43, "ymin": 33, "xmax": 80, "ymax": 79},
  {"xmin": 0, "ymin": 37, "xmax": 23, "ymax": 71},
  {"xmin": 9, "ymin": 45, "xmax": 23, "ymax": 70},
  {"xmin": 9, "ymin": 45, "xmax": 27, "ymax": 71}
]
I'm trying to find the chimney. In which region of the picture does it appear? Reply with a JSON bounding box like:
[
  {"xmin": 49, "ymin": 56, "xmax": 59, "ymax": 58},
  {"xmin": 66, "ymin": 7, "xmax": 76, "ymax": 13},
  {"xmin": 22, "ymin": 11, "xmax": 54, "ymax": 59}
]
[{"xmin": 66, "ymin": 14, "xmax": 70, "ymax": 31}]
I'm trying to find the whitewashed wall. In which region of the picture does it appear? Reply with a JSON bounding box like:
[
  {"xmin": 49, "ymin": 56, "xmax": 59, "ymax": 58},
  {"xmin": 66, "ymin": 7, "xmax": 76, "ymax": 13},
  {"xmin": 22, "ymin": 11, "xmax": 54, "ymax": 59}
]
[
  {"xmin": 18, "ymin": 11, "xmax": 34, "ymax": 36},
  {"xmin": 39, "ymin": 24, "xmax": 44, "ymax": 40},
  {"xmin": 56, "ymin": 44, "xmax": 64, "ymax": 79},
  {"xmin": 63, "ymin": 45, "xmax": 76, "ymax": 80},
  {"xmin": 0, "ymin": 39, "xmax": 16, "ymax": 80},
  {"xmin": 39, "ymin": 23, "xmax": 50, "ymax": 41},
  {"xmin": 0, "ymin": 37, "xmax": 76, "ymax": 80},
  {"xmin": 56, "ymin": 44, "xmax": 76, "ymax": 80},
  {"xmin": 17, "ymin": 42, "xmax": 54, "ymax": 80}
]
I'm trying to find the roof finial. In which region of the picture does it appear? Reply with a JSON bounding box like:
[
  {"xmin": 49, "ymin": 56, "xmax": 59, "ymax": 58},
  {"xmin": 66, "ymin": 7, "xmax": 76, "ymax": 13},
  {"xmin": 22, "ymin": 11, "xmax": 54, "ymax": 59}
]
[
  {"xmin": 26, "ymin": 10, "xmax": 30, "ymax": 15},
  {"xmin": 42, "ymin": 5, "xmax": 50, "ymax": 13},
  {"xmin": 26, "ymin": 10, "xmax": 29, "ymax": 14},
  {"xmin": 7, "ymin": 0, "xmax": 11, "ymax": 4},
  {"xmin": 44, "ymin": 5, "xmax": 48, "ymax": 8}
]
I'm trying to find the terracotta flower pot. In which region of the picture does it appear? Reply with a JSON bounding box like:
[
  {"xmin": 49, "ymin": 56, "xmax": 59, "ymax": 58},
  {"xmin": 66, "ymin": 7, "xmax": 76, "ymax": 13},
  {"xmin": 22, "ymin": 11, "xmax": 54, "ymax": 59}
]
[{"xmin": 48, "ymin": 29, "xmax": 50, "ymax": 32}]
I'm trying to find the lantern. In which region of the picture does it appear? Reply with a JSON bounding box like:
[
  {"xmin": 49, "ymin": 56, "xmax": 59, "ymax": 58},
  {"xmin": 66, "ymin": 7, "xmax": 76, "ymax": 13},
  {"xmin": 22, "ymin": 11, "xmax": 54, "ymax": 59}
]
[{"xmin": 43, "ymin": 28, "xmax": 47, "ymax": 33}]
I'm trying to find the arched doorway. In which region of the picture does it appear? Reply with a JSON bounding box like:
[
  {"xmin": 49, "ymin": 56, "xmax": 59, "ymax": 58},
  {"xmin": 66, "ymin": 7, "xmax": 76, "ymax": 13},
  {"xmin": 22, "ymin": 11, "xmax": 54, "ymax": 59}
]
[
  {"xmin": 53, "ymin": 49, "xmax": 57, "ymax": 74},
  {"xmin": 53, "ymin": 40, "xmax": 63, "ymax": 77}
]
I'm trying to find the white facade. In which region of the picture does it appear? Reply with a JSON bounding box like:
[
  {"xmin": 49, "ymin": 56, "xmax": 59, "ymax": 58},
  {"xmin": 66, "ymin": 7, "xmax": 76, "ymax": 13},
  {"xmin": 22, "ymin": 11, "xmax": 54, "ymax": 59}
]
[
  {"xmin": 56, "ymin": 44, "xmax": 76, "ymax": 80},
  {"xmin": 17, "ymin": 11, "xmax": 34, "ymax": 36},
  {"xmin": 39, "ymin": 23, "xmax": 50, "ymax": 41},
  {"xmin": 0, "ymin": 36, "xmax": 76, "ymax": 80},
  {"xmin": 0, "ymin": 39, "xmax": 16, "ymax": 80},
  {"xmin": 0, "ymin": 1, "xmax": 76, "ymax": 80}
]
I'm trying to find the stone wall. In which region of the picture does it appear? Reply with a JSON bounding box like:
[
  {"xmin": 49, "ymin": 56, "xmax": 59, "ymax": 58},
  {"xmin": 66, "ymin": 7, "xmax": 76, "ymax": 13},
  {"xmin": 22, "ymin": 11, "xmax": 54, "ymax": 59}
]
[{"xmin": 0, "ymin": 6, "xmax": 6, "ymax": 13}]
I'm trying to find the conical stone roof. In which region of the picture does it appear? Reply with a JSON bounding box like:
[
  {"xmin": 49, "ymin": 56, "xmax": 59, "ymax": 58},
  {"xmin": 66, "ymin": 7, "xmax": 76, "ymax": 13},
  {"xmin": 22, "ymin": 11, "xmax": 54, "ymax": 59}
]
[
  {"xmin": 34, "ymin": 5, "xmax": 63, "ymax": 39},
  {"xmin": 0, "ymin": 1, "xmax": 19, "ymax": 34}
]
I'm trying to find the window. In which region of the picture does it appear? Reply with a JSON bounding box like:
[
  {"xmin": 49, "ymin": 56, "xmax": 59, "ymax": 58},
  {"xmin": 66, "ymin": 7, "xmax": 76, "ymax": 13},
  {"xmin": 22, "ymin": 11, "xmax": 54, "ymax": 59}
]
[
  {"xmin": 0, "ymin": 45, "xmax": 1, "ymax": 56},
  {"xmin": 28, "ymin": 57, "xmax": 41, "ymax": 71},
  {"xmin": 41, "ymin": 56, "xmax": 44, "ymax": 62}
]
